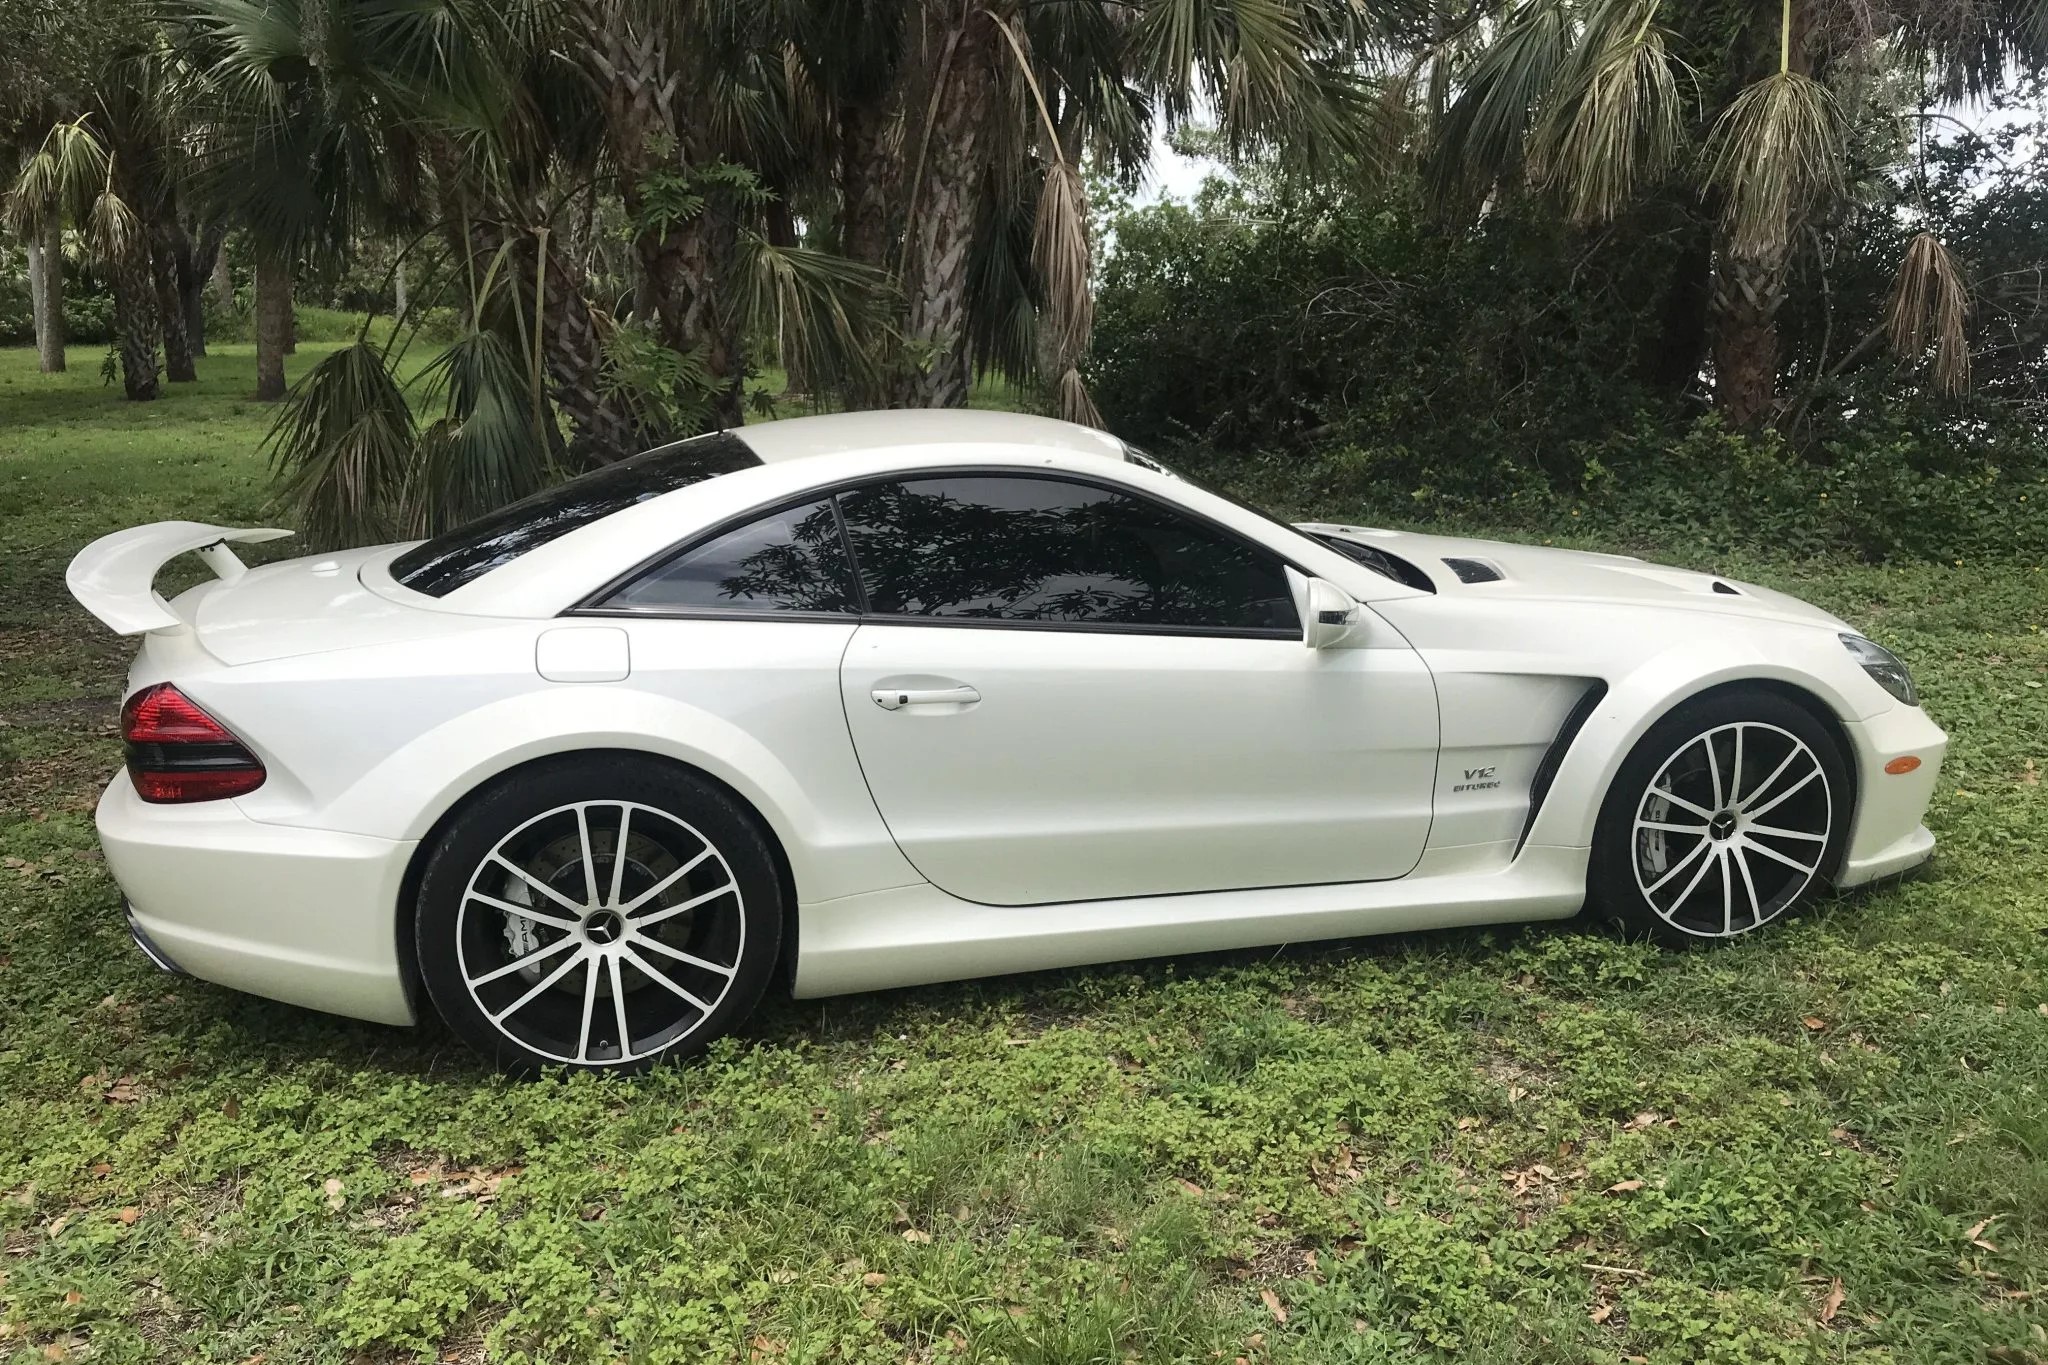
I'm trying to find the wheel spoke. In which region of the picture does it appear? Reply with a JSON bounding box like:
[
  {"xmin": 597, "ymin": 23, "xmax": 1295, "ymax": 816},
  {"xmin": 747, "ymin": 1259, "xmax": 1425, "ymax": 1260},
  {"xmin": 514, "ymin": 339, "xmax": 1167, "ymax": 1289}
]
[
  {"xmin": 1740, "ymin": 745, "xmax": 1802, "ymax": 814},
  {"xmin": 1666, "ymin": 842, "xmax": 1722, "ymax": 913},
  {"xmin": 629, "ymin": 879, "xmax": 736, "ymax": 930},
  {"xmin": 490, "ymin": 947, "xmax": 586, "ymax": 1023},
  {"xmin": 467, "ymin": 889, "xmax": 580, "ymax": 933},
  {"xmin": 1746, "ymin": 767, "xmax": 1819, "ymax": 820},
  {"xmin": 1649, "ymin": 786, "xmax": 1716, "ymax": 821},
  {"xmin": 1732, "ymin": 843, "xmax": 1762, "ymax": 927},
  {"xmin": 607, "ymin": 805, "xmax": 632, "ymax": 909},
  {"xmin": 1720, "ymin": 848, "xmax": 1734, "ymax": 935},
  {"xmin": 469, "ymin": 934, "xmax": 575, "ymax": 987},
  {"xmin": 623, "ymin": 944, "xmax": 715, "ymax": 1013},
  {"xmin": 1740, "ymin": 837, "xmax": 1818, "ymax": 876},
  {"xmin": 1703, "ymin": 733, "xmax": 1725, "ymax": 809},
  {"xmin": 574, "ymin": 806, "xmax": 601, "ymax": 909},
  {"xmin": 1636, "ymin": 819, "xmax": 1710, "ymax": 835},
  {"xmin": 1644, "ymin": 835, "xmax": 1711, "ymax": 896},
  {"xmin": 1729, "ymin": 725, "xmax": 1747, "ymax": 804},
  {"xmin": 488, "ymin": 853, "xmax": 589, "ymax": 916},
  {"xmin": 631, "ymin": 933, "xmax": 739, "ymax": 978},
  {"xmin": 1746, "ymin": 822, "xmax": 1825, "ymax": 843},
  {"xmin": 617, "ymin": 846, "xmax": 715, "ymax": 916},
  {"xmin": 608, "ymin": 955, "xmax": 632, "ymax": 1061},
  {"xmin": 574, "ymin": 954, "xmax": 601, "ymax": 1062}
]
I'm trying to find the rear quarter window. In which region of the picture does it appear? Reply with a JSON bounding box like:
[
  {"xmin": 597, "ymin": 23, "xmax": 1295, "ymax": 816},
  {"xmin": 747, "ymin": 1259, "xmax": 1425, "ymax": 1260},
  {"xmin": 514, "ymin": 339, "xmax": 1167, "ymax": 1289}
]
[{"xmin": 389, "ymin": 432, "xmax": 760, "ymax": 597}]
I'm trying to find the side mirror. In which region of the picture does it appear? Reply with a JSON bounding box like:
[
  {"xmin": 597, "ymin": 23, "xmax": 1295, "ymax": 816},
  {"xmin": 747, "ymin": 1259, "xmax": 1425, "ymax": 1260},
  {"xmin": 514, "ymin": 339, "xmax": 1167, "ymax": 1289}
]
[{"xmin": 1302, "ymin": 577, "xmax": 1359, "ymax": 649}]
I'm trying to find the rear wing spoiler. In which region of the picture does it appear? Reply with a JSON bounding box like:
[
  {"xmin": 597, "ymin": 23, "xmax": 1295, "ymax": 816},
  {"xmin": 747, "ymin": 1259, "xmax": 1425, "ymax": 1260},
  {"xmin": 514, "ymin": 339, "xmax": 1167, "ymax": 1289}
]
[{"xmin": 67, "ymin": 522, "xmax": 293, "ymax": 634}]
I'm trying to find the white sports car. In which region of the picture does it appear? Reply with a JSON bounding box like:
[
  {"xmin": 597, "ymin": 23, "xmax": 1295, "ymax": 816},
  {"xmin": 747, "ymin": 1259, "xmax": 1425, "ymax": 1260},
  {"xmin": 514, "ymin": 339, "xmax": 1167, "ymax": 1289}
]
[{"xmin": 69, "ymin": 411, "xmax": 1945, "ymax": 1073}]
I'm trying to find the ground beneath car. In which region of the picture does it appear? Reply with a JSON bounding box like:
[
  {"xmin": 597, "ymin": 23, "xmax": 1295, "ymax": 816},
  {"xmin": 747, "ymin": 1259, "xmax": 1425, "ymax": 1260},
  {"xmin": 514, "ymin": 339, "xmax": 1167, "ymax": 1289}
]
[{"xmin": 1, "ymin": 345, "xmax": 2044, "ymax": 1364}]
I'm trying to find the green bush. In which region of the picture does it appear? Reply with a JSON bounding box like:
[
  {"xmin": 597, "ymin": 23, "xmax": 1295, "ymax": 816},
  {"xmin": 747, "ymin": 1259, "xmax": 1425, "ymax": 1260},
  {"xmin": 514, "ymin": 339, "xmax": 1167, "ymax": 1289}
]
[{"xmin": 1171, "ymin": 411, "xmax": 2048, "ymax": 563}]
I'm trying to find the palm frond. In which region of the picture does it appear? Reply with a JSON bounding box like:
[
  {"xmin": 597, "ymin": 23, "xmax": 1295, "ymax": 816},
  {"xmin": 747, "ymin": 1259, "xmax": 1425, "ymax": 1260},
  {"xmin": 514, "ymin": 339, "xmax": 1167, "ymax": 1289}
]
[
  {"xmin": 1701, "ymin": 69, "xmax": 1845, "ymax": 258},
  {"xmin": 732, "ymin": 233, "xmax": 894, "ymax": 396},
  {"xmin": 5, "ymin": 118, "xmax": 114, "ymax": 233},
  {"xmin": 1425, "ymin": 0, "xmax": 1570, "ymax": 215},
  {"xmin": 1033, "ymin": 157, "xmax": 1093, "ymax": 366},
  {"xmin": 1528, "ymin": 0, "xmax": 1683, "ymax": 224},
  {"xmin": 1886, "ymin": 231, "xmax": 1972, "ymax": 397},
  {"xmin": 266, "ymin": 341, "xmax": 420, "ymax": 548},
  {"xmin": 412, "ymin": 328, "xmax": 560, "ymax": 533}
]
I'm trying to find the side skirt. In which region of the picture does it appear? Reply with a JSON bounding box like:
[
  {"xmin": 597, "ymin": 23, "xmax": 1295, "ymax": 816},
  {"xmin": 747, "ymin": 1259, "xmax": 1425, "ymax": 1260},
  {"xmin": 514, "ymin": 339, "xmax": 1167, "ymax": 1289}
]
[{"xmin": 790, "ymin": 844, "xmax": 1590, "ymax": 998}]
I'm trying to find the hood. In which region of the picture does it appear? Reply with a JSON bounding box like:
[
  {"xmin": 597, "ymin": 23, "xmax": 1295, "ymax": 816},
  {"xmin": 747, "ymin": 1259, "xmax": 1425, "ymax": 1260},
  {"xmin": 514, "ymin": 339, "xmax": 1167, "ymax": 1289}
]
[{"xmin": 1300, "ymin": 522, "xmax": 1852, "ymax": 632}]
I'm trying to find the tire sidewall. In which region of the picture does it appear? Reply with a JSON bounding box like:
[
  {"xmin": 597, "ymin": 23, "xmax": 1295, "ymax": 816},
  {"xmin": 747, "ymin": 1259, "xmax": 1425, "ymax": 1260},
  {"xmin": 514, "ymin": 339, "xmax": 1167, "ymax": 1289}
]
[
  {"xmin": 1590, "ymin": 690, "xmax": 1851, "ymax": 946},
  {"xmin": 415, "ymin": 756, "xmax": 783, "ymax": 1075}
]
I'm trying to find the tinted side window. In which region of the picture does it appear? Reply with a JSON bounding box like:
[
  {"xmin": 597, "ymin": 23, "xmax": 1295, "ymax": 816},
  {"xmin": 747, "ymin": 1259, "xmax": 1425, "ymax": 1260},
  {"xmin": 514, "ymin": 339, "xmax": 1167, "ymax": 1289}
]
[
  {"xmin": 391, "ymin": 432, "xmax": 760, "ymax": 597},
  {"xmin": 600, "ymin": 498, "xmax": 859, "ymax": 613},
  {"xmin": 836, "ymin": 476, "xmax": 1299, "ymax": 632}
]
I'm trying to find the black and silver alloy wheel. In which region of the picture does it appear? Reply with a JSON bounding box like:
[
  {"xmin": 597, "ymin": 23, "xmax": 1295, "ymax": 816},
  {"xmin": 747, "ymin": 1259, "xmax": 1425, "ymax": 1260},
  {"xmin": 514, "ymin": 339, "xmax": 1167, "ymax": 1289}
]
[
  {"xmin": 1591, "ymin": 691, "xmax": 1849, "ymax": 946},
  {"xmin": 417, "ymin": 758, "xmax": 781, "ymax": 1074},
  {"xmin": 1633, "ymin": 722, "xmax": 1830, "ymax": 937}
]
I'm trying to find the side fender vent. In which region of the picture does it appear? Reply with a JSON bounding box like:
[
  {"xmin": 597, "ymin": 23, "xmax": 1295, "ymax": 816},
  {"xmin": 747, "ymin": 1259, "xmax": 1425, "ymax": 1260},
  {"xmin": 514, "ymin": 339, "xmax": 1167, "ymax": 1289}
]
[
  {"xmin": 1515, "ymin": 679, "xmax": 1609, "ymax": 856},
  {"xmin": 1442, "ymin": 557, "xmax": 1504, "ymax": 584},
  {"xmin": 1711, "ymin": 580, "xmax": 1741, "ymax": 595}
]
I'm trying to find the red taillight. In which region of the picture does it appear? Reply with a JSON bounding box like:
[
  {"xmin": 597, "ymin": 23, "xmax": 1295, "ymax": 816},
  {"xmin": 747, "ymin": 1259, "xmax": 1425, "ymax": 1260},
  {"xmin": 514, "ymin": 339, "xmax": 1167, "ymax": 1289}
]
[{"xmin": 121, "ymin": 684, "xmax": 266, "ymax": 803}]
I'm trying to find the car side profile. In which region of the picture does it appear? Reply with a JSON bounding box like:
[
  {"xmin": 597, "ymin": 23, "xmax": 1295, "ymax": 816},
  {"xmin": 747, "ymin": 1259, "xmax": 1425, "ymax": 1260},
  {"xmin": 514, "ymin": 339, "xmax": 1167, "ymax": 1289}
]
[{"xmin": 68, "ymin": 411, "xmax": 1947, "ymax": 1073}]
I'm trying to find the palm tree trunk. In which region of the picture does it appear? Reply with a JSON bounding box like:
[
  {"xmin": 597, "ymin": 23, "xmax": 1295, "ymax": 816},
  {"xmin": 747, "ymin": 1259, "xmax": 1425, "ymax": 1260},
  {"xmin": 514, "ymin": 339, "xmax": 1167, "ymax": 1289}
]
[
  {"xmin": 578, "ymin": 5, "xmax": 742, "ymax": 429},
  {"xmin": 255, "ymin": 251, "xmax": 292, "ymax": 400},
  {"xmin": 1710, "ymin": 241, "xmax": 1785, "ymax": 428},
  {"xmin": 152, "ymin": 226, "xmax": 198, "ymax": 383},
  {"xmin": 30, "ymin": 217, "xmax": 65, "ymax": 373},
  {"xmin": 185, "ymin": 224, "xmax": 223, "ymax": 358},
  {"xmin": 212, "ymin": 248, "xmax": 234, "ymax": 308},
  {"xmin": 112, "ymin": 247, "xmax": 160, "ymax": 402},
  {"xmin": 892, "ymin": 12, "xmax": 998, "ymax": 409}
]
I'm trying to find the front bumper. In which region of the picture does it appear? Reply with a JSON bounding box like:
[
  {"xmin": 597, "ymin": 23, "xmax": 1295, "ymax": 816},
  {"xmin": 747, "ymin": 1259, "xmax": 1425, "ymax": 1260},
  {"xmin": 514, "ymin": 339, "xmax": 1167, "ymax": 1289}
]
[
  {"xmin": 1835, "ymin": 704, "xmax": 1947, "ymax": 888},
  {"xmin": 96, "ymin": 773, "xmax": 418, "ymax": 1025}
]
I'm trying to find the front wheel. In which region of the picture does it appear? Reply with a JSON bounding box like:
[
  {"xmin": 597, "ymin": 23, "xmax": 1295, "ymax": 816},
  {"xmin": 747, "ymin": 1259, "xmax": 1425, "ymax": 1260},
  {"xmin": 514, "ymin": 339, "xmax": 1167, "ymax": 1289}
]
[
  {"xmin": 414, "ymin": 756, "xmax": 783, "ymax": 1074},
  {"xmin": 1589, "ymin": 690, "xmax": 1850, "ymax": 945}
]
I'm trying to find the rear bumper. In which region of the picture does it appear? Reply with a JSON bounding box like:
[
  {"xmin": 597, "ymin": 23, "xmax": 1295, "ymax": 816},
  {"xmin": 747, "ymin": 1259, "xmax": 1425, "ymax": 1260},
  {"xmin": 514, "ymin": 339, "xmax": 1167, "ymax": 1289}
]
[
  {"xmin": 1835, "ymin": 705, "xmax": 1946, "ymax": 889},
  {"xmin": 95, "ymin": 773, "xmax": 418, "ymax": 1025}
]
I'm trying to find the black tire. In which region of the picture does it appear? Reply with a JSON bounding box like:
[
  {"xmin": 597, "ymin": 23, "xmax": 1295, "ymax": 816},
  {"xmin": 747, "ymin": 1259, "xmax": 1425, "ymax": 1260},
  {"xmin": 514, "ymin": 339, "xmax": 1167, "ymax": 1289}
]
[
  {"xmin": 1589, "ymin": 689, "xmax": 1850, "ymax": 947},
  {"xmin": 415, "ymin": 755, "xmax": 783, "ymax": 1075}
]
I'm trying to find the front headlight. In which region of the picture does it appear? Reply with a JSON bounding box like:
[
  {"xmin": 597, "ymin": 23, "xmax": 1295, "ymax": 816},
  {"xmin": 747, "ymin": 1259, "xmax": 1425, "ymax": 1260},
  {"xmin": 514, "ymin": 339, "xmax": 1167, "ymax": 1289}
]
[{"xmin": 1841, "ymin": 634, "xmax": 1918, "ymax": 706}]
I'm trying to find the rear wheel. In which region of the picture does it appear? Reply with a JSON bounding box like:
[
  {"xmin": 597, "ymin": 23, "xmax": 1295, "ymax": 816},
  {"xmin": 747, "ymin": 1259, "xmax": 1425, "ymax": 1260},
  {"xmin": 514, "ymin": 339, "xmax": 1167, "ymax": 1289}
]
[
  {"xmin": 415, "ymin": 757, "xmax": 782, "ymax": 1074},
  {"xmin": 1590, "ymin": 690, "xmax": 1849, "ymax": 945}
]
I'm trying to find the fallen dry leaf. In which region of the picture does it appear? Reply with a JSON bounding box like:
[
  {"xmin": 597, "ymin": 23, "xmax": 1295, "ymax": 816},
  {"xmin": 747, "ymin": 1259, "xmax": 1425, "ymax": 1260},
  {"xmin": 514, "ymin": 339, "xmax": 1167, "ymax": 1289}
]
[
  {"xmin": 1820, "ymin": 1278, "xmax": 1845, "ymax": 1323},
  {"xmin": 1589, "ymin": 1303, "xmax": 1614, "ymax": 1324},
  {"xmin": 901, "ymin": 1228, "xmax": 931, "ymax": 1244},
  {"xmin": 1605, "ymin": 1179, "xmax": 1645, "ymax": 1195},
  {"xmin": 1259, "ymin": 1288, "xmax": 1287, "ymax": 1323},
  {"xmin": 62, "ymin": 1291, "xmax": 82, "ymax": 1306},
  {"xmin": 322, "ymin": 1178, "xmax": 344, "ymax": 1212},
  {"xmin": 1801, "ymin": 1017, "xmax": 1827, "ymax": 1032},
  {"xmin": 114, "ymin": 1207, "xmax": 138, "ymax": 1225},
  {"xmin": 861, "ymin": 1272, "xmax": 887, "ymax": 1287}
]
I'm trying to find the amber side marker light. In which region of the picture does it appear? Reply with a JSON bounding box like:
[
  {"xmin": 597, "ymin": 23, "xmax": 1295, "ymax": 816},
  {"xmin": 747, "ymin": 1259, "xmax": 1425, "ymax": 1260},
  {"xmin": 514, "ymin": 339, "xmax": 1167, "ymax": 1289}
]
[{"xmin": 1884, "ymin": 755, "xmax": 1923, "ymax": 776}]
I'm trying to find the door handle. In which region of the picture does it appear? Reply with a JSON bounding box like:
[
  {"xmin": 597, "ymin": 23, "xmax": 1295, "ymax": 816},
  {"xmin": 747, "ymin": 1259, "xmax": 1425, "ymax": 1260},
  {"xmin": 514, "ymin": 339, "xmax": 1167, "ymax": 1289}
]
[{"xmin": 871, "ymin": 685, "xmax": 980, "ymax": 711}]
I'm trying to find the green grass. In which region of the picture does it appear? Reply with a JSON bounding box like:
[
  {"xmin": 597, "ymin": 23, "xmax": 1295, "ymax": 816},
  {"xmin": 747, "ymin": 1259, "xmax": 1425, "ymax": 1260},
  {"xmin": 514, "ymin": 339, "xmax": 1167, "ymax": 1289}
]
[{"xmin": 1, "ymin": 343, "xmax": 2046, "ymax": 1365}]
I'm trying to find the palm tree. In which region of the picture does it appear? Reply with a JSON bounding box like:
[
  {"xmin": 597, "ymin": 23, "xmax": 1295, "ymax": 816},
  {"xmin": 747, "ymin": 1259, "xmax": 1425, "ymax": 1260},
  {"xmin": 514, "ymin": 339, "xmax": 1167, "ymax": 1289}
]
[
  {"xmin": 810, "ymin": 0, "xmax": 1409, "ymax": 414},
  {"xmin": 6, "ymin": 116, "xmax": 158, "ymax": 398},
  {"xmin": 1424, "ymin": 0, "xmax": 2048, "ymax": 426}
]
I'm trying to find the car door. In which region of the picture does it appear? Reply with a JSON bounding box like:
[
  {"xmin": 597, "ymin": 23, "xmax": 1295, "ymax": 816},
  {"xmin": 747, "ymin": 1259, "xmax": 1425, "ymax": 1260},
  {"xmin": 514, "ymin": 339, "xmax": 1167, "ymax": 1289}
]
[{"xmin": 835, "ymin": 471, "xmax": 1439, "ymax": 906}]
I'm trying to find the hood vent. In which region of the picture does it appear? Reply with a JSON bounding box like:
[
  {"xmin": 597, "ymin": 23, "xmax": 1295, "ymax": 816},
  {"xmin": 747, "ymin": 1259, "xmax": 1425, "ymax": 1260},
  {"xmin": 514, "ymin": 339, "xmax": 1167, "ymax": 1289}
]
[
  {"xmin": 1442, "ymin": 557, "xmax": 1505, "ymax": 584},
  {"xmin": 1711, "ymin": 580, "xmax": 1741, "ymax": 595}
]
